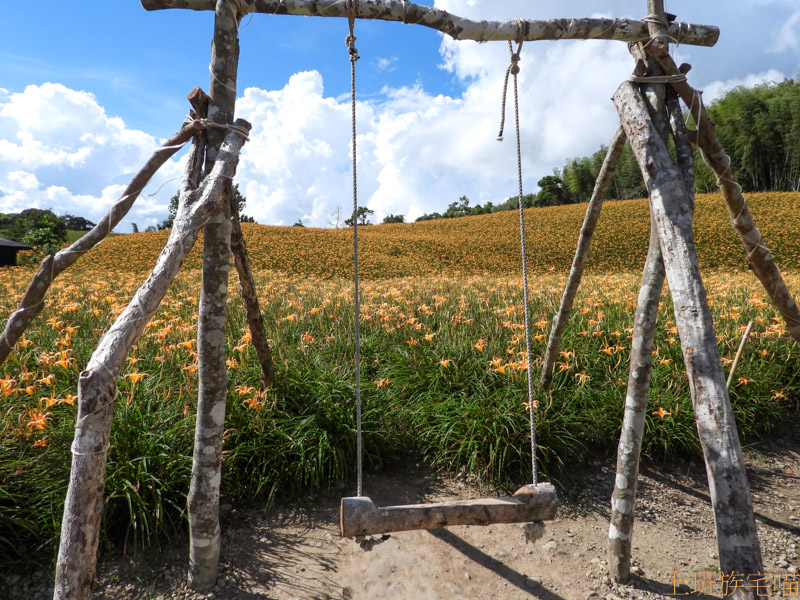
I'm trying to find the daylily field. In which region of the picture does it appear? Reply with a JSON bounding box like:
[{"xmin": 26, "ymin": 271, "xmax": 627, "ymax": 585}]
[{"xmin": 1, "ymin": 191, "xmax": 798, "ymax": 570}]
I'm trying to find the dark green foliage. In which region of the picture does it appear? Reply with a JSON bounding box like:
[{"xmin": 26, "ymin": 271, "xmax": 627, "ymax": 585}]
[
  {"xmin": 534, "ymin": 175, "xmax": 570, "ymax": 207},
  {"xmin": 707, "ymin": 80, "xmax": 800, "ymax": 192},
  {"xmin": 345, "ymin": 206, "xmax": 374, "ymax": 226},
  {"xmin": 62, "ymin": 215, "xmax": 96, "ymax": 231},
  {"xmin": 382, "ymin": 214, "xmax": 406, "ymax": 224},
  {"xmin": 0, "ymin": 209, "xmax": 68, "ymax": 251}
]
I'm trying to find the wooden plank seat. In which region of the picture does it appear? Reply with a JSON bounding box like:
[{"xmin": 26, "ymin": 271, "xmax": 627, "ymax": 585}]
[{"xmin": 341, "ymin": 482, "xmax": 558, "ymax": 538}]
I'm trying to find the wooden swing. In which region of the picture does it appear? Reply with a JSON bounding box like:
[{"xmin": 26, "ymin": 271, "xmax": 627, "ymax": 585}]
[{"xmin": 338, "ymin": 7, "xmax": 557, "ymax": 541}]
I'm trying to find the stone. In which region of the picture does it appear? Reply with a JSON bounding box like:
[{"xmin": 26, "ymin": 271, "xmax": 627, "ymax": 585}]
[{"xmin": 543, "ymin": 541, "xmax": 559, "ymax": 554}]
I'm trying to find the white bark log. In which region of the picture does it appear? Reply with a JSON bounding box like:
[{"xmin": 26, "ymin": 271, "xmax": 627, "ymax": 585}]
[
  {"xmin": 341, "ymin": 484, "xmax": 558, "ymax": 538},
  {"xmin": 53, "ymin": 121, "xmax": 250, "ymax": 600},
  {"xmin": 608, "ymin": 12, "xmax": 678, "ymax": 579},
  {"xmin": 541, "ymin": 125, "xmax": 626, "ymax": 390},
  {"xmin": 0, "ymin": 119, "xmax": 201, "ymax": 365},
  {"xmin": 607, "ymin": 219, "xmax": 664, "ymax": 583},
  {"xmin": 614, "ymin": 80, "xmax": 763, "ymax": 583},
  {"xmin": 647, "ymin": 43, "xmax": 800, "ymax": 346},
  {"xmin": 187, "ymin": 0, "xmax": 241, "ymax": 590},
  {"xmin": 140, "ymin": 0, "xmax": 719, "ymax": 47}
]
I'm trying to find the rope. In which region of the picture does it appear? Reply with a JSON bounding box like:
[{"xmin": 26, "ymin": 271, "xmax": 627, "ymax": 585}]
[
  {"xmin": 496, "ymin": 37, "xmax": 521, "ymax": 141},
  {"xmin": 345, "ymin": 0, "xmax": 363, "ymax": 498},
  {"xmin": 498, "ymin": 39, "xmax": 538, "ymax": 486},
  {"xmin": 628, "ymin": 74, "xmax": 686, "ymax": 84}
]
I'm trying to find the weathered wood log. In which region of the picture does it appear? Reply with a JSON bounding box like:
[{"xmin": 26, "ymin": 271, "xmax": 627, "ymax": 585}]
[
  {"xmin": 0, "ymin": 118, "xmax": 202, "ymax": 366},
  {"xmin": 541, "ymin": 125, "xmax": 625, "ymax": 390},
  {"xmin": 609, "ymin": 10, "xmax": 677, "ymax": 581},
  {"xmin": 647, "ymin": 42, "xmax": 800, "ymax": 346},
  {"xmin": 53, "ymin": 120, "xmax": 250, "ymax": 600},
  {"xmin": 230, "ymin": 205, "xmax": 275, "ymax": 387},
  {"xmin": 614, "ymin": 80, "xmax": 763, "ymax": 582},
  {"xmin": 341, "ymin": 483, "xmax": 558, "ymax": 538},
  {"xmin": 140, "ymin": 0, "xmax": 719, "ymax": 47},
  {"xmin": 187, "ymin": 0, "xmax": 242, "ymax": 590}
]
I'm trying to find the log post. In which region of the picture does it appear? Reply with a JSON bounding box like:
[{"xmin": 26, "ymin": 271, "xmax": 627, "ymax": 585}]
[
  {"xmin": 186, "ymin": 0, "xmax": 243, "ymax": 590},
  {"xmin": 139, "ymin": 1, "xmax": 720, "ymax": 47},
  {"xmin": 187, "ymin": 87, "xmax": 275, "ymax": 387},
  {"xmin": 614, "ymin": 79, "xmax": 763, "ymax": 587},
  {"xmin": 608, "ymin": 4, "xmax": 672, "ymax": 582},
  {"xmin": 541, "ymin": 125, "xmax": 626, "ymax": 390},
  {"xmin": 646, "ymin": 43, "xmax": 800, "ymax": 346},
  {"xmin": 230, "ymin": 199, "xmax": 276, "ymax": 387},
  {"xmin": 0, "ymin": 119, "xmax": 201, "ymax": 365},
  {"xmin": 53, "ymin": 122, "xmax": 250, "ymax": 600}
]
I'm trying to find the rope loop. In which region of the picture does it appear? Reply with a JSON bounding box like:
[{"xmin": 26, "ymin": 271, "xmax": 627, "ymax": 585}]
[
  {"xmin": 345, "ymin": 0, "xmax": 360, "ymax": 62},
  {"xmin": 497, "ymin": 38, "xmax": 524, "ymax": 141}
]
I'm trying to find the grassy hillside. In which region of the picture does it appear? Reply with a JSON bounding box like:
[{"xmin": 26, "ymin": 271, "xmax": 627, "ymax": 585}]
[{"xmin": 79, "ymin": 191, "xmax": 800, "ymax": 276}]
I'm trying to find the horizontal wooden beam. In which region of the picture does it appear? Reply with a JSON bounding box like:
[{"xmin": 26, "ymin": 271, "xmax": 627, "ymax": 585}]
[
  {"xmin": 141, "ymin": 0, "xmax": 719, "ymax": 47},
  {"xmin": 340, "ymin": 483, "xmax": 558, "ymax": 538}
]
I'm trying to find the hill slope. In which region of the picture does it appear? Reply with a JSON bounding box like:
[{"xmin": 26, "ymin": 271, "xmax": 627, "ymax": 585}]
[{"xmin": 78, "ymin": 192, "xmax": 800, "ymax": 277}]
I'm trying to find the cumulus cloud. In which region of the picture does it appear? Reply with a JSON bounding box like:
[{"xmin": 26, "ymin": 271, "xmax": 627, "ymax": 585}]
[
  {"xmin": 0, "ymin": 83, "xmax": 184, "ymax": 232},
  {"xmin": 701, "ymin": 69, "xmax": 787, "ymax": 103}
]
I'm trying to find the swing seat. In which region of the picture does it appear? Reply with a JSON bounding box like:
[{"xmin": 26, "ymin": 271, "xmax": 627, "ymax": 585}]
[{"xmin": 340, "ymin": 482, "xmax": 558, "ymax": 538}]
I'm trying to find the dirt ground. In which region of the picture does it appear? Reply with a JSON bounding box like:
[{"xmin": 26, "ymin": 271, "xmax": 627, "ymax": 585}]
[{"xmin": 4, "ymin": 429, "xmax": 799, "ymax": 600}]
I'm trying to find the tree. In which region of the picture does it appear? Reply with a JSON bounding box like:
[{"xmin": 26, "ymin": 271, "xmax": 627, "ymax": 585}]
[
  {"xmin": 292, "ymin": 219, "xmax": 305, "ymax": 227},
  {"xmin": 160, "ymin": 183, "xmax": 250, "ymax": 230},
  {"xmin": 443, "ymin": 195, "xmax": 471, "ymax": 219},
  {"xmin": 22, "ymin": 227, "xmax": 62, "ymax": 256},
  {"xmin": 0, "ymin": 209, "xmax": 68, "ymax": 244},
  {"xmin": 63, "ymin": 215, "xmax": 96, "ymax": 231},
  {"xmin": 562, "ymin": 156, "xmax": 597, "ymax": 203},
  {"xmin": 534, "ymin": 175, "xmax": 569, "ymax": 207},
  {"xmin": 131, "ymin": 223, "xmax": 139, "ymax": 234},
  {"xmin": 328, "ymin": 205, "xmax": 343, "ymax": 229},
  {"xmin": 415, "ymin": 212, "xmax": 442, "ymax": 222},
  {"xmin": 345, "ymin": 206, "xmax": 374, "ymax": 226},
  {"xmin": 382, "ymin": 213, "xmax": 405, "ymax": 224}
]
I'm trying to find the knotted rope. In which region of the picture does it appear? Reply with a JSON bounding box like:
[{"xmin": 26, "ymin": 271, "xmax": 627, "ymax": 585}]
[
  {"xmin": 497, "ymin": 36, "xmax": 539, "ymax": 486},
  {"xmin": 345, "ymin": 0, "xmax": 364, "ymax": 498}
]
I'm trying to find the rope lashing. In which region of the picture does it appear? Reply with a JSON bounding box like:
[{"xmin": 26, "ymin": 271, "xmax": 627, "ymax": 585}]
[
  {"xmin": 628, "ymin": 73, "xmax": 686, "ymax": 84},
  {"xmin": 345, "ymin": 0, "xmax": 364, "ymax": 498},
  {"xmin": 496, "ymin": 37, "xmax": 539, "ymax": 486}
]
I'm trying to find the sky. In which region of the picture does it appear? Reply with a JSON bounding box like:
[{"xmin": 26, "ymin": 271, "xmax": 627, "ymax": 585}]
[{"xmin": 0, "ymin": 0, "xmax": 798, "ymax": 231}]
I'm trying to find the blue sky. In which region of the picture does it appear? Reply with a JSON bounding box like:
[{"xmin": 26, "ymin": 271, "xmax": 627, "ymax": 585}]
[{"xmin": 1, "ymin": 0, "xmax": 798, "ymax": 230}]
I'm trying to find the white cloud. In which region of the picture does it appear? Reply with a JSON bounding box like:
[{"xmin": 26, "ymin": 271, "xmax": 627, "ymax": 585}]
[
  {"xmin": 377, "ymin": 56, "xmax": 399, "ymax": 71},
  {"xmin": 701, "ymin": 69, "xmax": 787, "ymax": 103},
  {"xmin": 771, "ymin": 10, "xmax": 800, "ymax": 53},
  {"xmin": 0, "ymin": 83, "xmax": 185, "ymax": 232}
]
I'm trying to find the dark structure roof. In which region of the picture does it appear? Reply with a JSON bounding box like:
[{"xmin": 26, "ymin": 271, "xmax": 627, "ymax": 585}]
[{"xmin": 0, "ymin": 238, "xmax": 32, "ymax": 250}]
